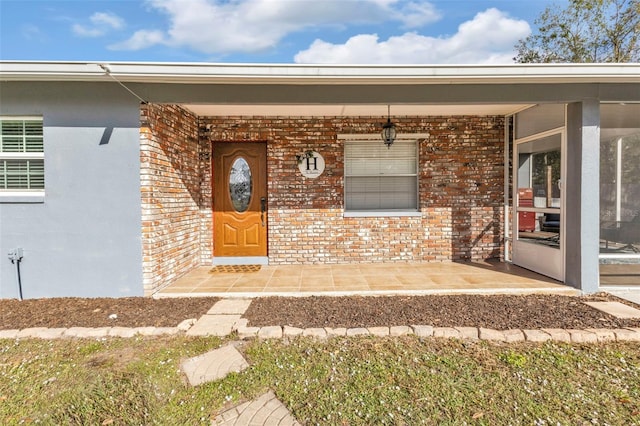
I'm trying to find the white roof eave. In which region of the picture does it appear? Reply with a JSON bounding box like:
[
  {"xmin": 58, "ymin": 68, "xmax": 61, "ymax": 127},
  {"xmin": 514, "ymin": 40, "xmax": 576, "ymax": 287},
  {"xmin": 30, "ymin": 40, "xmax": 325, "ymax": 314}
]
[{"xmin": 1, "ymin": 61, "xmax": 640, "ymax": 85}]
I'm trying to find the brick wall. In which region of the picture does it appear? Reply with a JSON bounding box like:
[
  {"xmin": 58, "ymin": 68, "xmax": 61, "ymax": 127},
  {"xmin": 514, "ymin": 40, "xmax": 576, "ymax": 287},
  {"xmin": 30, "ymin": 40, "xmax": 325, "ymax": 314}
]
[
  {"xmin": 140, "ymin": 104, "xmax": 203, "ymax": 294},
  {"xmin": 200, "ymin": 115, "xmax": 505, "ymax": 264}
]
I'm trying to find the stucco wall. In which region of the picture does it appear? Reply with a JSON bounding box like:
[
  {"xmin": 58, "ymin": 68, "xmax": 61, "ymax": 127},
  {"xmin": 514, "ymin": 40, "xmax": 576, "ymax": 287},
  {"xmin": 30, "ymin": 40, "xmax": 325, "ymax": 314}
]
[
  {"xmin": 201, "ymin": 115, "xmax": 505, "ymax": 264},
  {"xmin": 0, "ymin": 82, "xmax": 143, "ymax": 298}
]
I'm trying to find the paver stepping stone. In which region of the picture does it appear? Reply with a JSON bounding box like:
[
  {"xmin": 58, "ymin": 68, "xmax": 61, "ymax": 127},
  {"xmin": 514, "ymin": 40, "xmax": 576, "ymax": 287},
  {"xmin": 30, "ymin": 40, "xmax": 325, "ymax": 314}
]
[
  {"xmin": 187, "ymin": 315, "xmax": 242, "ymax": 337},
  {"xmin": 212, "ymin": 391, "xmax": 300, "ymax": 426},
  {"xmin": 584, "ymin": 301, "xmax": 640, "ymax": 319},
  {"xmin": 208, "ymin": 299, "xmax": 252, "ymax": 315},
  {"xmin": 609, "ymin": 291, "xmax": 640, "ymax": 306},
  {"xmin": 181, "ymin": 344, "xmax": 249, "ymax": 386}
]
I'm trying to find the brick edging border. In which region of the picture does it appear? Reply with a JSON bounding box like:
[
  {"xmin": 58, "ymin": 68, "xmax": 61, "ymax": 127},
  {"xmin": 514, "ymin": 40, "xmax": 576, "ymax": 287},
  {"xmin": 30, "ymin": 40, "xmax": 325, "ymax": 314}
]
[
  {"xmin": 0, "ymin": 319, "xmax": 196, "ymax": 339},
  {"xmin": 2, "ymin": 321, "xmax": 639, "ymax": 343},
  {"xmin": 232, "ymin": 321, "xmax": 640, "ymax": 343}
]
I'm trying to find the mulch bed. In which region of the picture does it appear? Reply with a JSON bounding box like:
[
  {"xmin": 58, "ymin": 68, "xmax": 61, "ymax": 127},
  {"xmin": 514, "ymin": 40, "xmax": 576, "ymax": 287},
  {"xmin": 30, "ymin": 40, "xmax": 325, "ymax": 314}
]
[
  {"xmin": 1, "ymin": 293, "xmax": 640, "ymax": 331},
  {"xmin": 243, "ymin": 293, "xmax": 640, "ymax": 330},
  {"xmin": 0, "ymin": 297, "xmax": 219, "ymax": 329}
]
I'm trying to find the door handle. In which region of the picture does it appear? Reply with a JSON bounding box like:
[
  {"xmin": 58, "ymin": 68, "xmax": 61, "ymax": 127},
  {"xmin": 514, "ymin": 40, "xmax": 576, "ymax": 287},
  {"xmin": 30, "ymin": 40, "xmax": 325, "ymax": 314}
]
[{"xmin": 260, "ymin": 197, "xmax": 267, "ymax": 227}]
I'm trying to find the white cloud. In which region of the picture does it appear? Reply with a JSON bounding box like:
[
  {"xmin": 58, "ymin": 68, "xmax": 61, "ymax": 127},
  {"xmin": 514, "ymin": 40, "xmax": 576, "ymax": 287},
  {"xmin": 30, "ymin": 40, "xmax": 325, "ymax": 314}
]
[
  {"xmin": 72, "ymin": 24, "xmax": 104, "ymax": 38},
  {"xmin": 21, "ymin": 24, "xmax": 46, "ymax": 41},
  {"xmin": 110, "ymin": 0, "xmax": 441, "ymax": 53},
  {"xmin": 91, "ymin": 12, "xmax": 125, "ymax": 30},
  {"xmin": 294, "ymin": 8, "xmax": 531, "ymax": 64},
  {"xmin": 111, "ymin": 30, "xmax": 166, "ymax": 50},
  {"xmin": 73, "ymin": 12, "xmax": 125, "ymax": 38},
  {"xmin": 394, "ymin": 1, "xmax": 440, "ymax": 28}
]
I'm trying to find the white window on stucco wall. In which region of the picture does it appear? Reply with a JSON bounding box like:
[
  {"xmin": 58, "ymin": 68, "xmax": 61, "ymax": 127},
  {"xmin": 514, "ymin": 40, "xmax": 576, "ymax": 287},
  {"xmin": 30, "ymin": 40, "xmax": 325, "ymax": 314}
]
[
  {"xmin": 344, "ymin": 138, "xmax": 419, "ymax": 214},
  {"xmin": 0, "ymin": 117, "xmax": 44, "ymax": 193}
]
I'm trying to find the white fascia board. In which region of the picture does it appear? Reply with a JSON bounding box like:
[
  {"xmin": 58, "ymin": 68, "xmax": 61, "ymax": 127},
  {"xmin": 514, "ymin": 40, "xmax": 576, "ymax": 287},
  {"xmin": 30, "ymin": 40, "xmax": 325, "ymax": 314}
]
[
  {"xmin": 1, "ymin": 61, "xmax": 640, "ymax": 85},
  {"xmin": 0, "ymin": 61, "xmax": 110, "ymax": 81}
]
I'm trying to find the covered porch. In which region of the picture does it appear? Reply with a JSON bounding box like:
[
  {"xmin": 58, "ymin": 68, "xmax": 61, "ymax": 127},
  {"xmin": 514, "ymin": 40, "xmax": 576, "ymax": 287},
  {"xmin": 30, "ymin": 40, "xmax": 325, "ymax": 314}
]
[
  {"xmin": 155, "ymin": 261, "xmax": 577, "ymax": 298},
  {"xmin": 118, "ymin": 63, "xmax": 640, "ymax": 295}
]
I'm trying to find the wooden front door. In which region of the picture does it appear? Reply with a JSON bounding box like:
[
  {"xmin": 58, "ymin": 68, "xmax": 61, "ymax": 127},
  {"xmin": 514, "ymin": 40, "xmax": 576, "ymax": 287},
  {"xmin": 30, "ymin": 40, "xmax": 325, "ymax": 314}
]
[{"xmin": 213, "ymin": 142, "xmax": 267, "ymax": 257}]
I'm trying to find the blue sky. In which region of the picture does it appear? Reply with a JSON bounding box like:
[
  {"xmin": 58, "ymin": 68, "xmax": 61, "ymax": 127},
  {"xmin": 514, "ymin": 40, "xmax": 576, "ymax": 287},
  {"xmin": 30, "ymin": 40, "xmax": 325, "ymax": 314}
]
[{"xmin": 0, "ymin": 0, "xmax": 564, "ymax": 64}]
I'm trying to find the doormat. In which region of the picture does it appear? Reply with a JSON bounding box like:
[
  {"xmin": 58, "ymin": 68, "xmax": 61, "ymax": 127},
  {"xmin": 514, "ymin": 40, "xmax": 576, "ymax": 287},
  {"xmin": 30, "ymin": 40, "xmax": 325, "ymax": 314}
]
[{"xmin": 210, "ymin": 265, "xmax": 262, "ymax": 274}]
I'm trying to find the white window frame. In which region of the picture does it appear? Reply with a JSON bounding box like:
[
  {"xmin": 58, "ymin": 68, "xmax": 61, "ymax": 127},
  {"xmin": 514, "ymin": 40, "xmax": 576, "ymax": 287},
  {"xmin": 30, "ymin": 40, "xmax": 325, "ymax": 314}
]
[
  {"xmin": 341, "ymin": 133, "xmax": 425, "ymax": 217},
  {"xmin": 0, "ymin": 116, "xmax": 45, "ymax": 203}
]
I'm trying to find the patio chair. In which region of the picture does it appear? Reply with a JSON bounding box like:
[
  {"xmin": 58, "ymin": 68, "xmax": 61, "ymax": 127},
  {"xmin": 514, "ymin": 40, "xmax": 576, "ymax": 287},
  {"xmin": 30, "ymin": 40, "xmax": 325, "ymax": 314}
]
[
  {"xmin": 600, "ymin": 214, "xmax": 640, "ymax": 253},
  {"xmin": 539, "ymin": 213, "xmax": 560, "ymax": 232}
]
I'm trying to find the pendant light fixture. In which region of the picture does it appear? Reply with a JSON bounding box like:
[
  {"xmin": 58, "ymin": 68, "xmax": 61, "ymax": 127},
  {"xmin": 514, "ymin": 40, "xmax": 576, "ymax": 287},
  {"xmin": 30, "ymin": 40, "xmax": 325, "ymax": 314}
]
[{"xmin": 381, "ymin": 104, "xmax": 396, "ymax": 148}]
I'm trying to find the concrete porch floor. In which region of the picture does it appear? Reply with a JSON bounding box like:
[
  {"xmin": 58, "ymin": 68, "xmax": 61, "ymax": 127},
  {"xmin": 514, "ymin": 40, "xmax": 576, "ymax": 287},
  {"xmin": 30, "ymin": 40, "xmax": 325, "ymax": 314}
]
[{"xmin": 155, "ymin": 261, "xmax": 579, "ymax": 298}]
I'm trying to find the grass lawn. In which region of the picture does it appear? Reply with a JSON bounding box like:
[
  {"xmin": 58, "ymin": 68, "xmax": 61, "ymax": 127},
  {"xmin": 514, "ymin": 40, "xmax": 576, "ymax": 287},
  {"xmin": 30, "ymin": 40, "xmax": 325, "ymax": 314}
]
[{"xmin": 1, "ymin": 336, "xmax": 639, "ymax": 425}]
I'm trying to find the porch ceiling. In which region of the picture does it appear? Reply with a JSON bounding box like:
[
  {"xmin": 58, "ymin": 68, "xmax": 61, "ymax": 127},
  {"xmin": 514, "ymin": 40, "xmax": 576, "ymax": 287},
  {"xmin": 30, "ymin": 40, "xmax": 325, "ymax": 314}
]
[{"xmin": 181, "ymin": 103, "xmax": 532, "ymax": 117}]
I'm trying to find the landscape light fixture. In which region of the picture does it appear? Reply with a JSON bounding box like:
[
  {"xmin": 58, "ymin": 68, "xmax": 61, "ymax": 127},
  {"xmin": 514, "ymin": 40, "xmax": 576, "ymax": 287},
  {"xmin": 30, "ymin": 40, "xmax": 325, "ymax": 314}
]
[{"xmin": 381, "ymin": 104, "xmax": 396, "ymax": 148}]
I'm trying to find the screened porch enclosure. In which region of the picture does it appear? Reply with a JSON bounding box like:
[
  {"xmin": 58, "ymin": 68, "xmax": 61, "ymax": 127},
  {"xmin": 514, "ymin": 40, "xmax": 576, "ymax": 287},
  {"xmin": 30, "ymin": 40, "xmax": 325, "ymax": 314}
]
[{"xmin": 599, "ymin": 103, "xmax": 640, "ymax": 286}]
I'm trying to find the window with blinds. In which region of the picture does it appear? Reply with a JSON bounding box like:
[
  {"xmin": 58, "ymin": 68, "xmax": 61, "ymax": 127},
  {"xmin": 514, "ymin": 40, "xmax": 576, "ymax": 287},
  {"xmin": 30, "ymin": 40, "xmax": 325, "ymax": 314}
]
[
  {"xmin": 0, "ymin": 118, "xmax": 44, "ymax": 191},
  {"xmin": 344, "ymin": 139, "xmax": 418, "ymax": 211}
]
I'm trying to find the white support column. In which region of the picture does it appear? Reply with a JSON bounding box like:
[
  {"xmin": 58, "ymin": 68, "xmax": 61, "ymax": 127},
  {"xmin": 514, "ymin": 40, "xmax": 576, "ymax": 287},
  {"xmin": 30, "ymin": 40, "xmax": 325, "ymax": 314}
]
[{"xmin": 565, "ymin": 100, "xmax": 600, "ymax": 293}]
